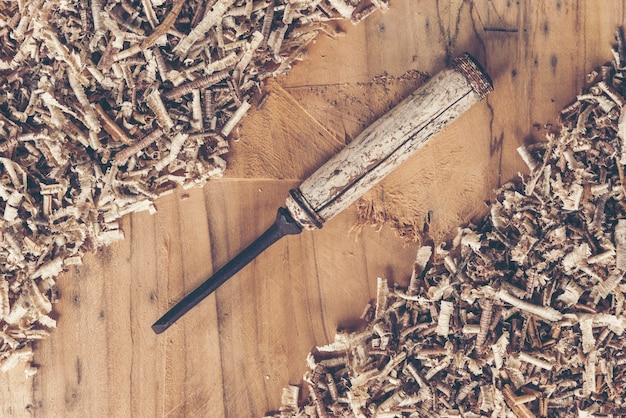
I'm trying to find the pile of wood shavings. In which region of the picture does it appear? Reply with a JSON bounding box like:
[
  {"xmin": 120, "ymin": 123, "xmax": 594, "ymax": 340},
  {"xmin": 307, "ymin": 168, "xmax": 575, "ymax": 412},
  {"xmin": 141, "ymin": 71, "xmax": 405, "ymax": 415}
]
[
  {"xmin": 0, "ymin": 0, "xmax": 387, "ymax": 374},
  {"xmin": 268, "ymin": 32, "xmax": 626, "ymax": 418}
]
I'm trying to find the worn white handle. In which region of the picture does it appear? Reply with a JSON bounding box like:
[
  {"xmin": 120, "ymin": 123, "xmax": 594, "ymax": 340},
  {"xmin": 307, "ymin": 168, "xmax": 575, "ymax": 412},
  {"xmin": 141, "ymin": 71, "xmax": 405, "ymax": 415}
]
[{"xmin": 286, "ymin": 53, "xmax": 493, "ymax": 229}]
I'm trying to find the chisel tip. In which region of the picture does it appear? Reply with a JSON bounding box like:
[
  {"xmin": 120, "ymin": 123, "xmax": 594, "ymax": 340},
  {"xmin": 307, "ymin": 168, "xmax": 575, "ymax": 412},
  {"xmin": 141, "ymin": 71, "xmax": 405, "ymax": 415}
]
[{"xmin": 151, "ymin": 321, "xmax": 169, "ymax": 334}]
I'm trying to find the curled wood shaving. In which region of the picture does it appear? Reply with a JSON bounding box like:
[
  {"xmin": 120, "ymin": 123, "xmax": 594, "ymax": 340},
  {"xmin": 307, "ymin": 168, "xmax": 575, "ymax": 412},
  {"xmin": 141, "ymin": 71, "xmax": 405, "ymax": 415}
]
[
  {"xmin": 0, "ymin": 0, "xmax": 387, "ymax": 375},
  {"xmin": 267, "ymin": 30, "xmax": 626, "ymax": 418}
]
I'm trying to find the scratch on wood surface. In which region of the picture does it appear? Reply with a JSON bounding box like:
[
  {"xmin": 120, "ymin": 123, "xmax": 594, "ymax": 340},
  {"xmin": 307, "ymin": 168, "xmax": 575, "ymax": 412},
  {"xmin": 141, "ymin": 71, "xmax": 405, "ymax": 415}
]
[
  {"xmin": 163, "ymin": 395, "xmax": 193, "ymax": 418},
  {"xmin": 474, "ymin": 0, "xmax": 520, "ymax": 33},
  {"xmin": 483, "ymin": 26, "xmax": 518, "ymax": 32},
  {"xmin": 435, "ymin": 0, "xmax": 469, "ymax": 62}
]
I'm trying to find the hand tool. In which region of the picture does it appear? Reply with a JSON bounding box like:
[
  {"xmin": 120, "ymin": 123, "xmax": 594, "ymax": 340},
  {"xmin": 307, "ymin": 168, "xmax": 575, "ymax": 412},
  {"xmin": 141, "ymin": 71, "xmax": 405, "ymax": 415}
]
[{"xmin": 152, "ymin": 52, "xmax": 493, "ymax": 334}]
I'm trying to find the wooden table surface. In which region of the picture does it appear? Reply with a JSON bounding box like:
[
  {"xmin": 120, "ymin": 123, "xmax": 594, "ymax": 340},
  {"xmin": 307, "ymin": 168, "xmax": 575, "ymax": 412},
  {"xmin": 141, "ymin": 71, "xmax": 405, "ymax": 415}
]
[{"xmin": 3, "ymin": 1, "xmax": 626, "ymax": 417}]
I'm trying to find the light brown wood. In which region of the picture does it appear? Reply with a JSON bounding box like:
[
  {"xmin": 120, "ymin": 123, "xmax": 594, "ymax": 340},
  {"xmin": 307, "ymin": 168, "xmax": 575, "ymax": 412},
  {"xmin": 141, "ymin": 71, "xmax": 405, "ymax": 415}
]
[{"xmin": 2, "ymin": 1, "xmax": 626, "ymax": 417}]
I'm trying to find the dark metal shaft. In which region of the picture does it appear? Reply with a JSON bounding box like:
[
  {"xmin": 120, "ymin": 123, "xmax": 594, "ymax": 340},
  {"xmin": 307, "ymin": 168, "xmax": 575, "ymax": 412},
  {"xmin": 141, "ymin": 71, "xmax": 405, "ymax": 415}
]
[{"xmin": 152, "ymin": 207, "xmax": 302, "ymax": 334}]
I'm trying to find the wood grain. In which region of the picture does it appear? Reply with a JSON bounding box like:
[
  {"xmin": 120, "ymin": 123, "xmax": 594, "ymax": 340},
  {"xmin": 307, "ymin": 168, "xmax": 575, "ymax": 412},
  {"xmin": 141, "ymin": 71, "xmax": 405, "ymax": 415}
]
[{"xmin": 2, "ymin": 1, "xmax": 626, "ymax": 417}]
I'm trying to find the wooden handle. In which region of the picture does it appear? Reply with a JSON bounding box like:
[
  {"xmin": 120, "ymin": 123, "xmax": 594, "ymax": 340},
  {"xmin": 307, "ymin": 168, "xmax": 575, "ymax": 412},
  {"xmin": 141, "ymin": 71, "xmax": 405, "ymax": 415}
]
[{"xmin": 286, "ymin": 53, "xmax": 493, "ymax": 229}]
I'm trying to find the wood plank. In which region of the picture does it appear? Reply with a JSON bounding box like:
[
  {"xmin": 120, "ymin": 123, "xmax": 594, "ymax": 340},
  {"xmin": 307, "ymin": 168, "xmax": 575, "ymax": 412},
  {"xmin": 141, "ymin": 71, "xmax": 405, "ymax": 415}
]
[
  {"xmin": 3, "ymin": 1, "xmax": 626, "ymax": 417},
  {"xmin": 0, "ymin": 367, "xmax": 34, "ymax": 417},
  {"xmin": 206, "ymin": 180, "xmax": 417, "ymax": 416},
  {"xmin": 159, "ymin": 190, "xmax": 225, "ymax": 418},
  {"xmin": 32, "ymin": 251, "xmax": 110, "ymax": 416}
]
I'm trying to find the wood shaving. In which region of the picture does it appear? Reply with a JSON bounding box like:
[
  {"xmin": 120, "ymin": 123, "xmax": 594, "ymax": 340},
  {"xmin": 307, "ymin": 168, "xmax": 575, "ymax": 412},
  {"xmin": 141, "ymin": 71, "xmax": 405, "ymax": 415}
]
[
  {"xmin": 0, "ymin": 0, "xmax": 387, "ymax": 375},
  {"xmin": 267, "ymin": 30, "xmax": 626, "ymax": 418}
]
